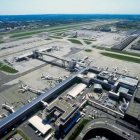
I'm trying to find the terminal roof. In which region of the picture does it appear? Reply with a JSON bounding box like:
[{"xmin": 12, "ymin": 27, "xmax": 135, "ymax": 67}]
[{"xmin": 28, "ymin": 115, "xmax": 52, "ymax": 134}]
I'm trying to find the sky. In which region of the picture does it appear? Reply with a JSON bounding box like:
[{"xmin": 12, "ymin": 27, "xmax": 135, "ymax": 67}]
[{"xmin": 0, "ymin": 0, "xmax": 140, "ymax": 15}]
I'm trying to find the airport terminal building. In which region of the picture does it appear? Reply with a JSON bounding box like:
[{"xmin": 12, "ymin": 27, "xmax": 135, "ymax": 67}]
[{"xmin": 42, "ymin": 97, "xmax": 80, "ymax": 134}]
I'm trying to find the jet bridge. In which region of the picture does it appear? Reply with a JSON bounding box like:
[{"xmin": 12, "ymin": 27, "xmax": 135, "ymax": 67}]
[
  {"xmin": 33, "ymin": 50, "xmax": 77, "ymax": 69},
  {"xmin": 33, "ymin": 50, "xmax": 91, "ymax": 70}
]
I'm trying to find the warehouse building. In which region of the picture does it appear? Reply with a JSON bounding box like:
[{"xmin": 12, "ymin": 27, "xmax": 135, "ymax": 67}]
[{"xmin": 67, "ymin": 83, "xmax": 87, "ymax": 98}]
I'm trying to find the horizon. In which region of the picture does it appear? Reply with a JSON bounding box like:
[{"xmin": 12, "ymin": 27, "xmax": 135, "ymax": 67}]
[
  {"xmin": 0, "ymin": 14, "xmax": 140, "ymax": 16},
  {"xmin": 0, "ymin": 0, "xmax": 140, "ymax": 15}
]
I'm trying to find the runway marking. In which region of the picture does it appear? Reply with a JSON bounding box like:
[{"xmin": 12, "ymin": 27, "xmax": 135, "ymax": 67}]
[
  {"xmin": 6, "ymin": 90, "xmax": 18, "ymax": 101},
  {"xmin": 0, "ymin": 95, "xmax": 6, "ymax": 102},
  {"xmin": 0, "ymin": 93, "xmax": 11, "ymax": 104}
]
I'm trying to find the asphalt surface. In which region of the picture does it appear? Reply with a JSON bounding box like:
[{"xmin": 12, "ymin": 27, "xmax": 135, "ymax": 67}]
[
  {"xmin": 0, "ymin": 47, "xmax": 81, "ymax": 92},
  {"xmin": 0, "ymin": 41, "xmax": 58, "ymax": 58},
  {"xmin": 77, "ymin": 118, "xmax": 140, "ymax": 140}
]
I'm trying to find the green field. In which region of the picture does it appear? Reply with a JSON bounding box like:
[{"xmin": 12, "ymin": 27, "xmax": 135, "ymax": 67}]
[
  {"xmin": 0, "ymin": 30, "xmax": 27, "ymax": 36},
  {"xmin": 100, "ymin": 52, "xmax": 140, "ymax": 64},
  {"xmin": 68, "ymin": 39, "xmax": 82, "ymax": 45},
  {"xmin": 48, "ymin": 23, "xmax": 93, "ymax": 32},
  {"xmin": 50, "ymin": 36, "xmax": 63, "ymax": 39},
  {"xmin": 1, "ymin": 65, "xmax": 18, "ymax": 73},
  {"xmin": 0, "ymin": 62, "xmax": 3, "ymax": 67},
  {"xmin": 85, "ymin": 49, "xmax": 92, "ymax": 52},
  {"xmin": 45, "ymin": 38, "xmax": 52, "ymax": 40},
  {"xmin": 10, "ymin": 31, "xmax": 45, "ymax": 38},
  {"xmin": 68, "ymin": 119, "xmax": 89, "ymax": 140},
  {"xmin": 84, "ymin": 41, "xmax": 92, "ymax": 45},
  {"xmin": 0, "ymin": 41, "xmax": 4, "ymax": 44},
  {"xmin": 92, "ymin": 45, "xmax": 140, "ymax": 57},
  {"xmin": 92, "ymin": 45, "xmax": 104, "ymax": 50}
]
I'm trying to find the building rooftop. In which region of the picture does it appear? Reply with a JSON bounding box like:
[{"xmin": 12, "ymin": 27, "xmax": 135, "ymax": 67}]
[
  {"xmin": 67, "ymin": 83, "xmax": 87, "ymax": 98},
  {"xmin": 126, "ymin": 87, "xmax": 140, "ymax": 119},
  {"xmin": 118, "ymin": 87, "xmax": 129, "ymax": 94},
  {"xmin": 28, "ymin": 115, "xmax": 52, "ymax": 135},
  {"xmin": 46, "ymin": 97, "xmax": 80, "ymax": 123},
  {"xmin": 117, "ymin": 75, "xmax": 138, "ymax": 87},
  {"xmin": 98, "ymin": 71, "xmax": 113, "ymax": 80},
  {"xmin": 94, "ymin": 84, "xmax": 102, "ymax": 89},
  {"xmin": 135, "ymin": 87, "xmax": 140, "ymax": 101}
]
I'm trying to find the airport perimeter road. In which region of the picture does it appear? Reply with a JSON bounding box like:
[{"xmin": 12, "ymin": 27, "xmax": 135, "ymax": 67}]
[
  {"xmin": 76, "ymin": 118, "xmax": 140, "ymax": 140},
  {"xmin": 0, "ymin": 47, "xmax": 81, "ymax": 92}
]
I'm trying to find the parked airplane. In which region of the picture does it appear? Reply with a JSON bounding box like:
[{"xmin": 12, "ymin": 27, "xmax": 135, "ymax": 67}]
[
  {"xmin": 2, "ymin": 104, "xmax": 15, "ymax": 113},
  {"xmin": 18, "ymin": 84, "xmax": 45, "ymax": 94},
  {"xmin": 123, "ymin": 68, "xmax": 130, "ymax": 73},
  {"xmin": 18, "ymin": 84, "xmax": 29, "ymax": 93},
  {"xmin": 41, "ymin": 74, "xmax": 55, "ymax": 80},
  {"xmin": 113, "ymin": 66, "xmax": 119, "ymax": 72},
  {"xmin": 41, "ymin": 74, "xmax": 64, "ymax": 83}
]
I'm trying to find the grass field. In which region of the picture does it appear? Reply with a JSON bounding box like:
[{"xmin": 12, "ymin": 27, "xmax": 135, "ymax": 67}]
[
  {"xmin": 68, "ymin": 39, "xmax": 82, "ymax": 45},
  {"xmin": 92, "ymin": 45, "xmax": 140, "ymax": 57},
  {"xmin": 1, "ymin": 65, "xmax": 18, "ymax": 73},
  {"xmin": 84, "ymin": 41, "xmax": 92, "ymax": 45},
  {"xmin": 45, "ymin": 38, "xmax": 52, "ymax": 40},
  {"xmin": 0, "ymin": 41, "xmax": 4, "ymax": 44},
  {"xmin": 100, "ymin": 52, "xmax": 140, "ymax": 64},
  {"xmin": 0, "ymin": 62, "xmax": 3, "ymax": 67},
  {"xmin": 10, "ymin": 31, "xmax": 45, "ymax": 38},
  {"xmin": 85, "ymin": 49, "xmax": 92, "ymax": 52},
  {"xmin": 48, "ymin": 23, "xmax": 93, "ymax": 32},
  {"xmin": 50, "ymin": 36, "xmax": 63, "ymax": 39}
]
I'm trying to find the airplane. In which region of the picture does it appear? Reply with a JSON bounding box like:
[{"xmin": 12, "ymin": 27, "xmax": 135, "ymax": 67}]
[
  {"xmin": 123, "ymin": 68, "xmax": 130, "ymax": 73},
  {"xmin": 41, "ymin": 74, "xmax": 54, "ymax": 80},
  {"xmin": 41, "ymin": 73, "xmax": 64, "ymax": 83},
  {"xmin": 18, "ymin": 84, "xmax": 29, "ymax": 93},
  {"xmin": 113, "ymin": 66, "xmax": 119, "ymax": 72},
  {"xmin": 2, "ymin": 104, "xmax": 15, "ymax": 113}
]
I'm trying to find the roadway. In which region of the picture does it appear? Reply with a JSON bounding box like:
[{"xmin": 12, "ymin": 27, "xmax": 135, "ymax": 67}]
[{"xmin": 76, "ymin": 118, "xmax": 140, "ymax": 140}]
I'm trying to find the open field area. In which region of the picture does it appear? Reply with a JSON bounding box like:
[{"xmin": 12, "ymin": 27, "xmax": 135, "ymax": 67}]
[
  {"xmin": 100, "ymin": 52, "xmax": 140, "ymax": 64},
  {"xmin": 1, "ymin": 65, "xmax": 18, "ymax": 73},
  {"xmin": 50, "ymin": 36, "xmax": 63, "ymax": 39},
  {"xmin": 10, "ymin": 31, "xmax": 46, "ymax": 38},
  {"xmin": 92, "ymin": 45, "xmax": 140, "ymax": 57},
  {"xmin": 84, "ymin": 41, "xmax": 92, "ymax": 45},
  {"xmin": 68, "ymin": 39, "xmax": 83, "ymax": 45}
]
